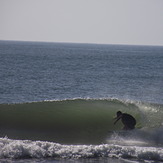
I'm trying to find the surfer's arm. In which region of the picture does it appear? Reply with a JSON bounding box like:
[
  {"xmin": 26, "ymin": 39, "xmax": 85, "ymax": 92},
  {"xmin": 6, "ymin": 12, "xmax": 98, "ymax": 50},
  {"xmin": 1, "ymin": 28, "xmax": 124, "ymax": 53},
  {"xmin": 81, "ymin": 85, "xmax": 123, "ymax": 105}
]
[{"xmin": 114, "ymin": 116, "xmax": 122, "ymax": 125}]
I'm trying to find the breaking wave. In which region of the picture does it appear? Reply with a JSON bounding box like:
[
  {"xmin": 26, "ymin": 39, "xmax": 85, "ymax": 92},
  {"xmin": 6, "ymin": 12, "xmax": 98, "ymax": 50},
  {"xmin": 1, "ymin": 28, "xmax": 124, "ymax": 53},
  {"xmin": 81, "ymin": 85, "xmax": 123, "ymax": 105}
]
[
  {"xmin": 0, "ymin": 137, "xmax": 163, "ymax": 162},
  {"xmin": 0, "ymin": 98, "xmax": 163, "ymax": 144},
  {"xmin": 0, "ymin": 98, "xmax": 163, "ymax": 162}
]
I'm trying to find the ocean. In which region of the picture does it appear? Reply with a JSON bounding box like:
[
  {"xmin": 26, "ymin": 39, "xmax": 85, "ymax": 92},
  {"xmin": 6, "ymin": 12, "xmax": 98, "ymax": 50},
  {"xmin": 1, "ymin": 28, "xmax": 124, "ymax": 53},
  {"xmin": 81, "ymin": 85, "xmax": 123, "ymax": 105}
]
[{"xmin": 0, "ymin": 40, "xmax": 163, "ymax": 163}]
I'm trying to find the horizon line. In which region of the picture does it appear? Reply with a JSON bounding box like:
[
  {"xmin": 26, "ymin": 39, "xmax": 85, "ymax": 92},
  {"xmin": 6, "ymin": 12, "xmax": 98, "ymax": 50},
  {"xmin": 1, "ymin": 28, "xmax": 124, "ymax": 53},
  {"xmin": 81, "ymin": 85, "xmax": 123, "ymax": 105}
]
[{"xmin": 0, "ymin": 39, "xmax": 163, "ymax": 47}]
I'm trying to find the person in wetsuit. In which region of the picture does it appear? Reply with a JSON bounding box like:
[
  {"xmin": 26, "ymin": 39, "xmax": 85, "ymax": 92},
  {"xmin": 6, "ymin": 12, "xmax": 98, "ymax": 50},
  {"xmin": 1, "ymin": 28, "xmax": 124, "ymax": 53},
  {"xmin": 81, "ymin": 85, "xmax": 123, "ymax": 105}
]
[{"xmin": 114, "ymin": 111, "xmax": 136, "ymax": 130}]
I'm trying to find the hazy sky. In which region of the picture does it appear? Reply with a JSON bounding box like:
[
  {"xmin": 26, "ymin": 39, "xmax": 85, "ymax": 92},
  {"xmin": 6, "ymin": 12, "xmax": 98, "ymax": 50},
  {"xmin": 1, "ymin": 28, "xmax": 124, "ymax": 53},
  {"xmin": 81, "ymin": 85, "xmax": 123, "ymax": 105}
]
[{"xmin": 0, "ymin": 0, "xmax": 163, "ymax": 45}]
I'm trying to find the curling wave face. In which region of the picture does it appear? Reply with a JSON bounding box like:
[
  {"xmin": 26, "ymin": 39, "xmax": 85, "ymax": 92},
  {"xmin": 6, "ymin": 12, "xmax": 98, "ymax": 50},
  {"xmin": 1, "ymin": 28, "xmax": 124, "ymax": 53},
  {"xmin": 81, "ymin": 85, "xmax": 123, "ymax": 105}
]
[
  {"xmin": 0, "ymin": 98, "xmax": 163, "ymax": 162},
  {"xmin": 0, "ymin": 98, "xmax": 163, "ymax": 145}
]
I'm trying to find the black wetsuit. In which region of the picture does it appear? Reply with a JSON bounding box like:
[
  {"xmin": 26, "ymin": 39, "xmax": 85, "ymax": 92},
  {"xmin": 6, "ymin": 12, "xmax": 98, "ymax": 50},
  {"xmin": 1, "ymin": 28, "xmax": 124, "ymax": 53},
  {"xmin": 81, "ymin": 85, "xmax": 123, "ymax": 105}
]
[{"xmin": 121, "ymin": 113, "xmax": 136, "ymax": 130}]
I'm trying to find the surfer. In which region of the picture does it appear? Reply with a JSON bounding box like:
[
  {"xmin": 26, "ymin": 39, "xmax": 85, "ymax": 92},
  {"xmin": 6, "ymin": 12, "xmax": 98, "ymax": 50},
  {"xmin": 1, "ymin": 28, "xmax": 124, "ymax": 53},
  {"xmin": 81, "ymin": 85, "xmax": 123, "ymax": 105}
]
[{"xmin": 114, "ymin": 111, "xmax": 136, "ymax": 130}]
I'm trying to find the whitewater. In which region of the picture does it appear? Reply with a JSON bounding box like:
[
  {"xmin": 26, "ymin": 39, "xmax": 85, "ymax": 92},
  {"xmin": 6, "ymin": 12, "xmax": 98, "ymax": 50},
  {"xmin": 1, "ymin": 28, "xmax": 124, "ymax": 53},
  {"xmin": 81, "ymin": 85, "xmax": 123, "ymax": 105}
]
[{"xmin": 0, "ymin": 40, "xmax": 163, "ymax": 163}]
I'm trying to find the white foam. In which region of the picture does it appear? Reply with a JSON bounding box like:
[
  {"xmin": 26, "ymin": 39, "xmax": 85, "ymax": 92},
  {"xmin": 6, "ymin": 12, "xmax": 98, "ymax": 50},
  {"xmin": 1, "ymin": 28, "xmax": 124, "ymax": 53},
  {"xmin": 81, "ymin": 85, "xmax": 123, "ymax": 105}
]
[
  {"xmin": 107, "ymin": 127, "xmax": 163, "ymax": 148},
  {"xmin": 0, "ymin": 137, "xmax": 163, "ymax": 162}
]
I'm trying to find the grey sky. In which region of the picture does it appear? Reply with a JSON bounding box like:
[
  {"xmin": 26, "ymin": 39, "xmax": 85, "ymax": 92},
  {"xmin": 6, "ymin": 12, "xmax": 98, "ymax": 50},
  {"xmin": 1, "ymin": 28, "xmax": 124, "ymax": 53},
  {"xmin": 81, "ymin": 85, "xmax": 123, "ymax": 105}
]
[{"xmin": 0, "ymin": 0, "xmax": 163, "ymax": 45}]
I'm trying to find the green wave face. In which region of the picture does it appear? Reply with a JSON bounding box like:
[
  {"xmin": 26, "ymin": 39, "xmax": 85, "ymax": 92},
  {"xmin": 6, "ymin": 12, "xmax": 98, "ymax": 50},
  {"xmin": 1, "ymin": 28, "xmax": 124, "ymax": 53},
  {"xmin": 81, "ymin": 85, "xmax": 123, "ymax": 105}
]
[{"xmin": 0, "ymin": 99, "xmax": 162, "ymax": 144}]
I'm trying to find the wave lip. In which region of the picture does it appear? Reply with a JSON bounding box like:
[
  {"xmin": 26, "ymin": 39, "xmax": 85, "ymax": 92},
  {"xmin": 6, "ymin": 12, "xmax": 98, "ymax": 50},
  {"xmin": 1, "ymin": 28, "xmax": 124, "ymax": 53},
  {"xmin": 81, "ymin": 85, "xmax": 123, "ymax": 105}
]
[{"xmin": 0, "ymin": 138, "xmax": 163, "ymax": 162}]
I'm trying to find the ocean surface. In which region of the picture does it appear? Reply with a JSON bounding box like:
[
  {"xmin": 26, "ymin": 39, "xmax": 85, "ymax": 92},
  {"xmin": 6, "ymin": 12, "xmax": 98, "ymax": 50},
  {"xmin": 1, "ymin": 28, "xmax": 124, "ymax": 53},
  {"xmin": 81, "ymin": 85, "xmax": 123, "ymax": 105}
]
[{"xmin": 0, "ymin": 40, "xmax": 163, "ymax": 163}]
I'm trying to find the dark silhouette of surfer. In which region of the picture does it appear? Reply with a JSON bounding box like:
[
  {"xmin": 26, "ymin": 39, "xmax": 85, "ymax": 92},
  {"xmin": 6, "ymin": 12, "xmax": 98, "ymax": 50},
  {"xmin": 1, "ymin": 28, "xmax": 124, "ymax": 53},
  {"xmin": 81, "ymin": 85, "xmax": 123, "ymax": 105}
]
[{"xmin": 114, "ymin": 111, "xmax": 136, "ymax": 130}]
